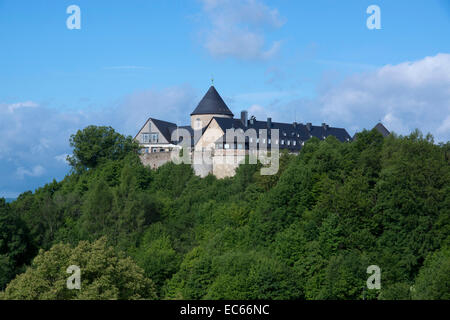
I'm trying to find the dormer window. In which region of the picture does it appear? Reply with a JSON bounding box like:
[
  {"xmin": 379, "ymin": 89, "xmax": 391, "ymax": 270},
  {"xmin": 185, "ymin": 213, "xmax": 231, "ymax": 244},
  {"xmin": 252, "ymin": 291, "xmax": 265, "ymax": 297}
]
[{"xmin": 142, "ymin": 133, "xmax": 150, "ymax": 143}]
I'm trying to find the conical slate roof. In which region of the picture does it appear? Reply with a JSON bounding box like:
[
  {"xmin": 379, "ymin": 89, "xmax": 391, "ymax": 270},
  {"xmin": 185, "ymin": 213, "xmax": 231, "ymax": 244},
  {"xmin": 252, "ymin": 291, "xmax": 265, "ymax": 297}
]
[{"xmin": 191, "ymin": 86, "xmax": 234, "ymax": 116}]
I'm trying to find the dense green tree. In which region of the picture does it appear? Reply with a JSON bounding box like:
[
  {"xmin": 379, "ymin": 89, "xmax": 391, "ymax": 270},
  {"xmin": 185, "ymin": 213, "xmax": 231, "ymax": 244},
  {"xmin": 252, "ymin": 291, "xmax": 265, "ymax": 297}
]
[
  {"xmin": 133, "ymin": 223, "xmax": 179, "ymax": 295},
  {"xmin": 0, "ymin": 199, "xmax": 36, "ymax": 289},
  {"xmin": 68, "ymin": 125, "xmax": 139, "ymax": 171},
  {"xmin": 412, "ymin": 247, "xmax": 450, "ymax": 300},
  {"xmin": 0, "ymin": 238, "xmax": 156, "ymax": 300}
]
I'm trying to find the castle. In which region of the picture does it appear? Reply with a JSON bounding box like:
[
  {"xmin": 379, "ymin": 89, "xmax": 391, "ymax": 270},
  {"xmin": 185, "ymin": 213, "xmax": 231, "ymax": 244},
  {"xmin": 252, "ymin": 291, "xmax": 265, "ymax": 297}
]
[{"xmin": 135, "ymin": 86, "xmax": 355, "ymax": 178}]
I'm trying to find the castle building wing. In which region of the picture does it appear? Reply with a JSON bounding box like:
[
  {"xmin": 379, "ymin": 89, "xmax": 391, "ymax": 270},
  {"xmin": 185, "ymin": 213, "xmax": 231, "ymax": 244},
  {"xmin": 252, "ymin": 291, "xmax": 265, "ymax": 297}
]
[
  {"xmin": 211, "ymin": 116, "xmax": 352, "ymax": 151},
  {"xmin": 136, "ymin": 86, "xmax": 353, "ymax": 153}
]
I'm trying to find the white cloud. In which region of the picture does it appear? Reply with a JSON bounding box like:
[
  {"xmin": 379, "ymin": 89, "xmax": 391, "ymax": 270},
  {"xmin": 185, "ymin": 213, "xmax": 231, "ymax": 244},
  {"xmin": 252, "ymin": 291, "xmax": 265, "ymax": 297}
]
[
  {"xmin": 247, "ymin": 104, "xmax": 269, "ymax": 119},
  {"xmin": 0, "ymin": 85, "xmax": 198, "ymax": 197},
  {"xmin": 54, "ymin": 154, "xmax": 70, "ymax": 164},
  {"xmin": 317, "ymin": 53, "xmax": 450, "ymax": 141},
  {"xmin": 199, "ymin": 0, "xmax": 285, "ymax": 60},
  {"xmin": 229, "ymin": 54, "xmax": 450, "ymax": 142},
  {"xmin": 3, "ymin": 101, "xmax": 38, "ymax": 113},
  {"xmin": 437, "ymin": 115, "xmax": 450, "ymax": 134},
  {"xmin": 116, "ymin": 85, "xmax": 198, "ymax": 134},
  {"xmin": 16, "ymin": 165, "xmax": 45, "ymax": 179}
]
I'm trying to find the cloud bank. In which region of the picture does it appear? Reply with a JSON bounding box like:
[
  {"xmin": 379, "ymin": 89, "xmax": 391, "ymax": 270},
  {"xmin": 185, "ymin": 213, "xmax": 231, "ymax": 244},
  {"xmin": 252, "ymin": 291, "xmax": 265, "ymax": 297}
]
[
  {"xmin": 199, "ymin": 0, "xmax": 285, "ymax": 60},
  {"xmin": 0, "ymin": 86, "xmax": 198, "ymax": 197},
  {"xmin": 317, "ymin": 53, "xmax": 450, "ymax": 141}
]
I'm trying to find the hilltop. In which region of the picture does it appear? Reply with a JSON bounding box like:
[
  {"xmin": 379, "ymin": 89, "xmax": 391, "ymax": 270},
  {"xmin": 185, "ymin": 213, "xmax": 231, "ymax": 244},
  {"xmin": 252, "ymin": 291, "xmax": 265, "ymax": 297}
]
[{"xmin": 0, "ymin": 125, "xmax": 449, "ymax": 300}]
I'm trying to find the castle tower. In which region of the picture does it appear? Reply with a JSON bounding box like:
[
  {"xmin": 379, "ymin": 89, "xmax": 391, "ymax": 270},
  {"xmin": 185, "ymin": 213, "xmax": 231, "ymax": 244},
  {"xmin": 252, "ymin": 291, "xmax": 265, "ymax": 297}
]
[{"xmin": 190, "ymin": 86, "xmax": 234, "ymax": 130}]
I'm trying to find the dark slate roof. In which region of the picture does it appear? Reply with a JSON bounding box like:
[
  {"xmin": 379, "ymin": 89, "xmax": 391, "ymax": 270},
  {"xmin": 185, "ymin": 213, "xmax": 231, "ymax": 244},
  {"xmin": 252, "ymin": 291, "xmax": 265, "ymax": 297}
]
[
  {"xmin": 191, "ymin": 86, "xmax": 234, "ymax": 116},
  {"xmin": 373, "ymin": 122, "xmax": 390, "ymax": 137},
  {"xmin": 150, "ymin": 118, "xmax": 177, "ymax": 142},
  {"xmin": 212, "ymin": 117, "xmax": 352, "ymax": 150},
  {"xmin": 213, "ymin": 117, "xmax": 245, "ymax": 131},
  {"xmin": 172, "ymin": 125, "xmax": 205, "ymax": 146}
]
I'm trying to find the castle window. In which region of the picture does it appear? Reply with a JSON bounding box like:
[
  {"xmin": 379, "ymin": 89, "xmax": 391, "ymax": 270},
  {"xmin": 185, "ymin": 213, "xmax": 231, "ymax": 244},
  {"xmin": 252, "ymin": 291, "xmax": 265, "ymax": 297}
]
[
  {"xmin": 142, "ymin": 133, "xmax": 150, "ymax": 143},
  {"xmin": 196, "ymin": 118, "xmax": 202, "ymax": 129},
  {"xmin": 224, "ymin": 144, "xmax": 230, "ymax": 149},
  {"xmin": 281, "ymin": 140, "xmax": 285, "ymax": 145},
  {"xmin": 287, "ymin": 140, "xmax": 291, "ymax": 146},
  {"xmin": 151, "ymin": 133, "xmax": 159, "ymax": 143},
  {"xmin": 268, "ymin": 138, "xmax": 271, "ymax": 144},
  {"xmin": 293, "ymin": 141, "xmax": 297, "ymax": 146}
]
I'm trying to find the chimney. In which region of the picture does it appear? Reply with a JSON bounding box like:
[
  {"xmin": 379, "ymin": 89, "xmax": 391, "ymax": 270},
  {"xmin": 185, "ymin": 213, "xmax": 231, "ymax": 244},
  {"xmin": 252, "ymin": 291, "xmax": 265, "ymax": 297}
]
[
  {"xmin": 306, "ymin": 123, "xmax": 312, "ymax": 131},
  {"xmin": 241, "ymin": 110, "xmax": 248, "ymax": 127},
  {"xmin": 267, "ymin": 117, "xmax": 272, "ymax": 129}
]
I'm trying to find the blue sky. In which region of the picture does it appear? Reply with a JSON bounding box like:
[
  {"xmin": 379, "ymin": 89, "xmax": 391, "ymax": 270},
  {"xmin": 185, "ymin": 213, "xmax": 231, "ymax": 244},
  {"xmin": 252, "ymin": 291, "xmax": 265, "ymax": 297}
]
[{"xmin": 0, "ymin": 0, "xmax": 449, "ymax": 197}]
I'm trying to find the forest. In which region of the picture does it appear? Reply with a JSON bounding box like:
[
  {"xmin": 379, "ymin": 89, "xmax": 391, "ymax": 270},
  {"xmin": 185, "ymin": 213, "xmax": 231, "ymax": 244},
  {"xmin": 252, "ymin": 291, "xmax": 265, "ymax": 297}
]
[{"xmin": 0, "ymin": 125, "xmax": 449, "ymax": 300}]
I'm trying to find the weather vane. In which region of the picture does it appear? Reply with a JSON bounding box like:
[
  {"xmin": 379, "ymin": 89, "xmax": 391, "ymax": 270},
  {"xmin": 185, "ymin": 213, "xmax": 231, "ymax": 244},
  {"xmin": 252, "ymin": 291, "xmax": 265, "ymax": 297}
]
[{"xmin": 211, "ymin": 75, "xmax": 214, "ymax": 86}]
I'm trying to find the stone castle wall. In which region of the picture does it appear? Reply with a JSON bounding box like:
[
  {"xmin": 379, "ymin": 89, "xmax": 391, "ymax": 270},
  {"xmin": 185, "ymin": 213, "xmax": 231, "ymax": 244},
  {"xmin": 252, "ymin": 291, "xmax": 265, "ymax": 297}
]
[
  {"xmin": 140, "ymin": 150, "xmax": 246, "ymax": 178},
  {"xmin": 140, "ymin": 152, "xmax": 173, "ymax": 170},
  {"xmin": 212, "ymin": 150, "xmax": 247, "ymax": 179}
]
